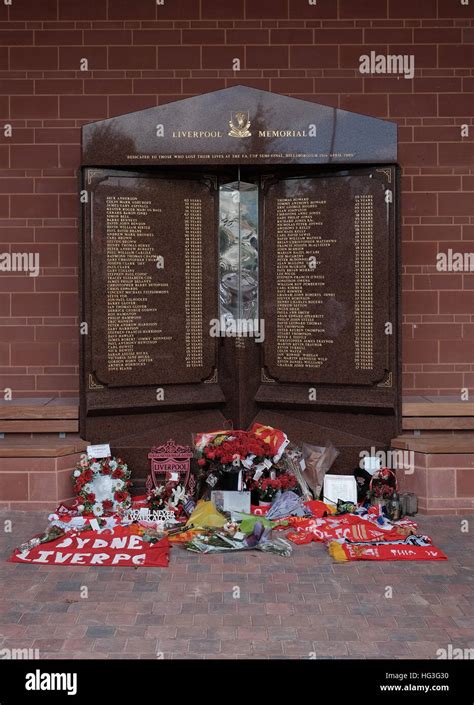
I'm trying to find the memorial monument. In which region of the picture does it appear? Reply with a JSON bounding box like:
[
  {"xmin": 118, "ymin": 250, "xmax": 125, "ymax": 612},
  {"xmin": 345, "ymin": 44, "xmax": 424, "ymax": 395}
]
[{"xmin": 80, "ymin": 85, "xmax": 400, "ymax": 487}]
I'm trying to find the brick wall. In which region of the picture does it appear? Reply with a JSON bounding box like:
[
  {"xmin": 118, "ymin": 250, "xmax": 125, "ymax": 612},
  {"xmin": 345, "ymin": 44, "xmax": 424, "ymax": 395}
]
[{"xmin": 0, "ymin": 0, "xmax": 473, "ymax": 398}]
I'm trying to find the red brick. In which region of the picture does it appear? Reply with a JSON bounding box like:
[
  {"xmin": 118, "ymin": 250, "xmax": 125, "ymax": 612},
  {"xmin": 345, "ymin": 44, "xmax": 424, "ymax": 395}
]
[
  {"xmin": 289, "ymin": 0, "xmax": 337, "ymax": 18},
  {"xmin": 271, "ymin": 78, "xmax": 314, "ymax": 94},
  {"xmin": 11, "ymin": 195, "xmax": 57, "ymax": 219},
  {"xmin": 403, "ymin": 242, "xmax": 438, "ymax": 266},
  {"xmin": 389, "ymin": 94, "xmax": 437, "ymax": 118},
  {"xmin": 84, "ymin": 30, "xmax": 131, "ymax": 45},
  {"xmin": 439, "ymin": 94, "xmax": 474, "ymax": 117},
  {"xmin": 315, "ymin": 77, "xmax": 362, "ymax": 93},
  {"xmin": 36, "ymin": 128, "xmax": 79, "ymax": 144},
  {"xmin": 12, "ymin": 342, "xmax": 59, "ymax": 366},
  {"xmin": 399, "ymin": 142, "xmax": 437, "ymax": 167},
  {"xmin": 36, "ymin": 30, "xmax": 83, "ymax": 46},
  {"xmin": 389, "ymin": 0, "xmax": 437, "ymax": 18},
  {"xmin": 11, "ymin": 145, "xmax": 58, "ymax": 169},
  {"xmin": 12, "ymin": 293, "xmax": 59, "ymax": 317},
  {"xmin": 108, "ymin": 0, "xmax": 156, "ymax": 19},
  {"xmin": 0, "ymin": 473, "xmax": 28, "ymax": 501},
  {"xmin": 439, "ymin": 194, "xmax": 474, "ymax": 218},
  {"xmin": 11, "ymin": 47, "xmax": 58, "ymax": 71},
  {"xmin": 59, "ymin": 46, "xmax": 107, "ymax": 70},
  {"xmin": 440, "ymin": 291, "xmax": 474, "ymax": 314},
  {"xmin": 365, "ymin": 28, "xmax": 413, "ymax": 43},
  {"xmin": 245, "ymin": 0, "xmax": 287, "ymax": 18},
  {"xmin": 340, "ymin": 93, "xmax": 388, "ymax": 117},
  {"xmin": 132, "ymin": 78, "xmax": 181, "ymax": 95},
  {"xmin": 439, "ymin": 143, "xmax": 474, "ymax": 168},
  {"xmin": 271, "ymin": 29, "xmax": 313, "ymax": 44},
  {"xmin": 59, "ymin": 96, "xmax": 108, "ymax": 119},
  {"xmin": 227, "ymin": 29, "xmax": 269, "ymax": 44},
  {"xmin": 60, "ymin": 293, "xmax": 78, "ymax": 317},
  {"xmin": 158, "ymin": 46, "xmax": 201, "ymax": 70},
  {"xmin": 414, "ymin": 77, "xmax": 462, "ymax": 93},
  {"xmin": 402, "ymin": 339, "xmax": 438, "ymax": 364},
  {"xmin": 59, "ymin": 145, "xmax": 81, "ymax": 170},
  {"xmin": 403, "ymin": 291, "xmax": 438, "ymax": 314},
  {"xmin": 414, "ymin": 28, "xmax": 462, "ymax": 44},
  {"xmin": 247, "ymin": 46, "xmax": 289, "ymax": 69},
  {"xmin": 202, "ymin": 46, "xmax": 244, "ymax": 69},
  {"xmin": 290, "ymin": 45, "xmax": 338, "ymax": 69},
  {"xmin": 182, "ymin": 30, "xmax": 226, "ymax": 45},
  {"xmin": 439, "ymin": 45, "xmax": 474, "ymax": 68},
  {"xmin": 155, "ymin": 0, "xmax": 200, "ymax": 19},
  {"xmin": 37, "ymin": 374, "xmax": 78, "ymax": 392},
  {"xmin": 457, "ymin": 470, "xmax": 474, "ymax": 498},
  {"xmin": 0, "ymin": 96, "xmax": 9, "ymax": 118},
  {"xmin": 182, "ymin": 78, "xmax": 226, "ymax": 94},
  {"xmin": 414, "ymin": 372, "xmax": 463, "ymax": 389},
  {"xmin": 11, "ymin": 96, "xmax": 58, "ymax": 119},
  {"xmin": 0, "ymin": 48, "xmax": 7, "ymax": 71},
  {"xmin": 438, "ymin": 0, "xmax": 474, "ymax": 18},
  {"xmin": 0, "ymin": 30, "xmax": 33, "ymax": 45},
  {"xmin": 10, "ymin": 0, "xmax": 57, "ymax": 20},
  {"xmin": 440, "ymin": 340, "xmax": 474, "ymax": 364},
  {"xmin": 413, "ymin": 324, "xmax": 462, "ymax": 340},
  {"xmin": 109, "ymin": 46, "xmax": 156, "ymax": 70},
  {"xmin": 341, "ymin": 0, "xmax": 387, "ymax": 18},
  {"xmin": 202, "ymin": 0, "xmax": 244, "ymax": 18},
  {"xmin": 59, "ymin": 0, "xmax": 107, "ymax": 20},
  {"xmin": 0, "ymin": 80, "xmax": 36, "ymax": 99},
  {"xmin": 108, "ymin": 95, "xmax": 154, "ymax": 117}
]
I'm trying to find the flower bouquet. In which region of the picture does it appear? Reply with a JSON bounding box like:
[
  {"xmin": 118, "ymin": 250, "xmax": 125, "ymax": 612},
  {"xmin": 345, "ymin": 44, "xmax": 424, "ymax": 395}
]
[
  {"xmin": 72, "ymin": 455, "xmax": 132, "ymax": 517},
  {"xmin": 252, "ymin": 475, "xmax": 298, "ymax": 504},
  {"xmin": 146, "ymin": 481, "xmax": 190, "ymax": 519},
  {"xmin": 367, "ymin": 467, "xmax": 397, "ymax": 508},
  {"xmin": 194, "ymin": 429, "xmax": 274, "ymax": 495}
]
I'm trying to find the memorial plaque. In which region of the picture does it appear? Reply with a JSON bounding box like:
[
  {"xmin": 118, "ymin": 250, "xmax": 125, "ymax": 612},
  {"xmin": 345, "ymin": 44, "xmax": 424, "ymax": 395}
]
[
  {"xmin": 80, "ymin": 86, "xmax": 400, "ymax": 483},
  {"xmin": 262, "ymin": 168, "xmax": 391, "ymax": 386},
  {"xmin": 87, "ymin": 171, "xmax": 217, "ymax": 387}
]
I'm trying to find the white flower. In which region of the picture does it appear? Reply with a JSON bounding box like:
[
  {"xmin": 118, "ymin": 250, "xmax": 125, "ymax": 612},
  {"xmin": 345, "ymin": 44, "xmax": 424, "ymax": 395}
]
[
  {"xmin": 114, "ymin": 480, "xmax": 124, "ymax": 490},
  {"xmin": 77, "ymin": 504, "xmax": 85, "ymax": 513},
  {"xmin": 73, "ymin": 470, "xmax": 81, "ymax": 478},
  {"xmin": 83, "ymin": 483, "xmax": 92, "ymax": 494},
  {"xmin": 109, "ymin": 460, "xmax": 117, "ymax": 470},
  {"xmin": 91, "ymin": 462, "xmax": 101, "ymax": 472},
  {"xmin": 92, "ymin": 502, "xmax": 103, "ymax": 516}
]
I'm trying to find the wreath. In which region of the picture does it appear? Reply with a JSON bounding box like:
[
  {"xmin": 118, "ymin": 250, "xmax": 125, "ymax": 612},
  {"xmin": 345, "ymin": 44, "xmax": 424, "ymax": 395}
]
[{"xmin": 72, "ymin": 454, "xmax": 132, "ymax": 517}]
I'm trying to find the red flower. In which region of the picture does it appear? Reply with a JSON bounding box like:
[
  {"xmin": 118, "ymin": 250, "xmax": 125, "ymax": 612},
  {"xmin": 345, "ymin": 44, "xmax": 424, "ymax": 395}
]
[
  {"xmin": 83, "ymin": 469, "xmax": 93, "ymax": 482},
  {"xmin": 85, "ymin": 492, "xmax": 95, "ymax": 503},
  {"xmin": 197, "ymin": 459, "xmax": 206, "ymax": 466},
  {"xmin": 112, "ymin": 468, "xmax": 123, "ymax": 479},
  {"xmin": 102, "ymin": 499, "xmax": 113, "ymax": 511},
  {"xmin": 102, "ymin": 465, "xmax": 111, "ymax": 475},
  {"xmin": 114, "ymin": 491, "xmax": 128, "ymax": 503}
]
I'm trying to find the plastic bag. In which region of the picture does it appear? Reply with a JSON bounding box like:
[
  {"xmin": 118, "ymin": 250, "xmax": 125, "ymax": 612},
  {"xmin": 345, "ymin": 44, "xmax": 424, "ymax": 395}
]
[
  {"xmin": 301, "ymin": 442, "xmax": 339, "ymax": 499},
  {"xmin": 185, "ymin": 500, "xmax": 227, "ymax": 529}
]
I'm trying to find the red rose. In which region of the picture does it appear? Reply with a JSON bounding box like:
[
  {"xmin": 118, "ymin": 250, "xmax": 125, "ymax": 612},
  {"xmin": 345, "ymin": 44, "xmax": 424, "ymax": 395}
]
[
  {"xmin": 114, "ymin": 491, "xmax": 127, "ymax": 503},
  {"xmin": 112, "ymin": 469, "xmax": 123, "ymax": 479},
  {"xmin": 102, "ymin": 499, "xmax": 113, "ymax": 511},
  {"xmin": 197, "ymin": 459, "xmax": 206, "ymax": 466},
  {"xmin": 102, "ymin": 465, "xmax": 111, "ymax": 475},
  {"xmin": 86, "ymin": 492, "xmax": 95, "ymax": 503},
  {"xmin": 83, "ymin": 469, "xmax": 93, "ymax": 482}
]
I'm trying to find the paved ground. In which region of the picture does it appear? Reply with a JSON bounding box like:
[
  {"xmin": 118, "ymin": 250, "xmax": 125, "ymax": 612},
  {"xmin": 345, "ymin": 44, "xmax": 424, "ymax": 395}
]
[{"xmin": 0, "ymin": 511, "xmax": 472, "ymax": 660}]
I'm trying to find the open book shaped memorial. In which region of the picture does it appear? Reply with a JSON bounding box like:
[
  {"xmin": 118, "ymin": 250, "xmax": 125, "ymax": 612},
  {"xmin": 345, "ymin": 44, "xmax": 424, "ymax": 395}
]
[{"xmin": 80, "ymin": 85, "xmax": 400, "ymax": 487}]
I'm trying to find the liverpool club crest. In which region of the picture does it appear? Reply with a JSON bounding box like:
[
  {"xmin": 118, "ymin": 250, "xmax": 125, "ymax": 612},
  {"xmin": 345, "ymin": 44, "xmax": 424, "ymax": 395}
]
[{"xmin": 228, "ymin": 111, "xmax": 251, "ymax": 138}]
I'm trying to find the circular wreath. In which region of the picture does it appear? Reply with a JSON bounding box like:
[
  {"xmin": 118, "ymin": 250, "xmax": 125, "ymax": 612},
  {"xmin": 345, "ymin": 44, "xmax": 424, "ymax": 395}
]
[{"xmin": 72, "ymin": 454, "xmax": 132, "ymax": 516}]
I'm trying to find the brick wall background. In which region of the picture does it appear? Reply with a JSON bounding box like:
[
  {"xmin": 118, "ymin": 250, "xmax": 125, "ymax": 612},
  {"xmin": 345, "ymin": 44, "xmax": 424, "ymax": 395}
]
[{"xmin": 0, "ymin": 0, "xmax": 473, "ymax": 398}]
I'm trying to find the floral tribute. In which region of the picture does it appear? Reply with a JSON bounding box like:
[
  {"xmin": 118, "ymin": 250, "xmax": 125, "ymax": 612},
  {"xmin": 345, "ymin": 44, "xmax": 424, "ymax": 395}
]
[
  {"xmin": 146, "ymin": 481, "xmax": 190, "ymax": 519},
  {"xmin": 194, "ymin": 424, "xmax": 296, "ymax": 503},
  {"xmin": 72, "ymin": 455, "xmax": 132, "ymax": 517}
]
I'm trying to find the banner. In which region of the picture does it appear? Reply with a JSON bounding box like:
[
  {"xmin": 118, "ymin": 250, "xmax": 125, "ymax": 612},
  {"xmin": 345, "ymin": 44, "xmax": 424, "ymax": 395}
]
[{"xmin": 9, "ymin": 526, "xmax": 170, "ymax": 568}]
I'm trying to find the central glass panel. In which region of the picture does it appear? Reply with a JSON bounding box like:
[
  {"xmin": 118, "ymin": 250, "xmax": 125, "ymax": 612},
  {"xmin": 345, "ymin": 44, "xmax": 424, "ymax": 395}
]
[{"xmin": 218, "ymin": 181, "xmax": 259, "ymax": 326}]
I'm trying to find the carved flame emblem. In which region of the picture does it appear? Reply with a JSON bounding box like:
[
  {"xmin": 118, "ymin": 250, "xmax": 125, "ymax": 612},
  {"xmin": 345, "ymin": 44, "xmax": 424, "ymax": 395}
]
[{"xmin": 228, "ymin": 111, "xmax": 251, "ymax": 138}]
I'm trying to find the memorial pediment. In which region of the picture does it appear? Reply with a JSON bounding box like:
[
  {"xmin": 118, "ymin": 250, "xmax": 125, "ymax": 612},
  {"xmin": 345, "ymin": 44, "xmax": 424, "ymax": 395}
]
[{"xmin": 82, "ymin": 85, "xmax": 397, "ymax": 166}]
